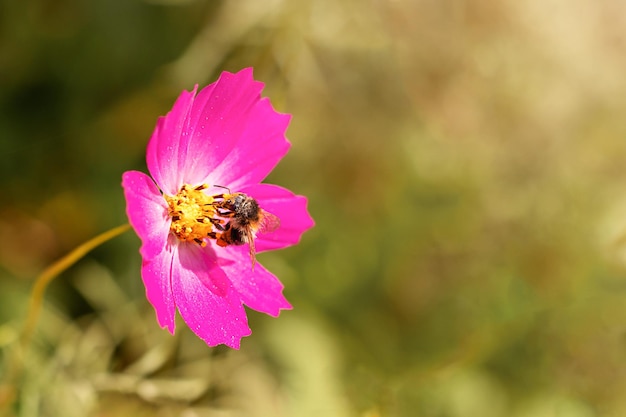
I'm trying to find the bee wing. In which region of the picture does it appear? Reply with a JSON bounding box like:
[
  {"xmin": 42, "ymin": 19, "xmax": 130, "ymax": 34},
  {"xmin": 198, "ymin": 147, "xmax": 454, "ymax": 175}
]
[
  {"xmin": 244, "ymin": 227, "xmax": 257, "ymax": 269},
  {"xmin": 257, "ymin": 210, "xmax": 281, "ymax": 234}
]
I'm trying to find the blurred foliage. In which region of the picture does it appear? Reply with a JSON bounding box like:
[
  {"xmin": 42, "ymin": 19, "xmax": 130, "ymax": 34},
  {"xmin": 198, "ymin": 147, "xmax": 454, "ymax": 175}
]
[{"xmin": 2, "ymin": 0, "xmax": 626, "ymax": 416}]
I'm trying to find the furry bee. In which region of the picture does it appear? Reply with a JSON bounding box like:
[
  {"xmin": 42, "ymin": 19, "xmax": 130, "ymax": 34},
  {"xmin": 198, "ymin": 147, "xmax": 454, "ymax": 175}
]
[{"xmin": 212, "ymin": 192, "xmax": 280, "ymax": 267}]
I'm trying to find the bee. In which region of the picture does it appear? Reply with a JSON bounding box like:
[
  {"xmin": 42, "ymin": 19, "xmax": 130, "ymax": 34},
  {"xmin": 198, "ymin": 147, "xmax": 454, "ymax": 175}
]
[{"xmin": 212, "ymin": 192, "xmax": 280, "ymax": 268}]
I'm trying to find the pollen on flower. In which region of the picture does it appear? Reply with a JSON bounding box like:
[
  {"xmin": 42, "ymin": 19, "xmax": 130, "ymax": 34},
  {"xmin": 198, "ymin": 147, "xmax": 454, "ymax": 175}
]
[{"xmin": 165, "ymin": 184, "xmax": 221, "ymax": 246}]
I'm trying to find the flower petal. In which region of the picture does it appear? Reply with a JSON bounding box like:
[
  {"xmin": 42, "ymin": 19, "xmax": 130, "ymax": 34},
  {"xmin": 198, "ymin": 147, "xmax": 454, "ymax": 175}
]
[
  {"xmin": 171, "ymin": 243, "xmax": 251, "ymax": 348},
  {"xmin": 240, "ymin": 183, "xmax": 315, "ymax": 252},
  {"xmin": 144, "ymin": 69, "xmax": 291, "ymax": 193},
  {"xmin": 205, "ymin": 99, "xmax": 291, "ymax": 190},
  {"xmin": 216, "ymin": 244, "xmax": 292, "ymax": 316},
  {"xmin": 122, "ymin": 170, "xmax": 170, "ymax": 259},
  {"xmin": 141, "ymin": 239, "xmax": 177, "ymax": 334},
  {"xmin": 180, "ymin": 68, "xmax": 270, "ymax": 187},
  {"xmin": 146, "ymin": 87, "xmax": 197, "ymax": 195}
]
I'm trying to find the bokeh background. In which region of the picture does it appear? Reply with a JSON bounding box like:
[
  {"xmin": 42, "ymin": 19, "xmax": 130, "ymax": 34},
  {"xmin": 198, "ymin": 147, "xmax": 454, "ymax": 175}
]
[{"xmin": 2, "ymin": 0, "xmax": 626, "ymax": 416}]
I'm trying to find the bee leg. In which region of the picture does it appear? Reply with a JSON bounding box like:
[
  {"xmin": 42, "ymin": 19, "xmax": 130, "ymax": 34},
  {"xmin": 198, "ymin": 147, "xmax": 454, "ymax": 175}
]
[
  {"xmin": 215, "ymin": 208, "xmax": 235, "ymax": 217},
  {"xmin": 209, "ymin": 218, "xmax": 226, "ymax": 231}
]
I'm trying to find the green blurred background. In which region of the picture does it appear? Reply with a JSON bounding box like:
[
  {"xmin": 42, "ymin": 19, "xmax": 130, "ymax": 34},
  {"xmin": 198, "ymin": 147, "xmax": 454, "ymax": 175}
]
[{"xmin": 2, "ymin": 0, "xmax": 626, "ymax": 416}]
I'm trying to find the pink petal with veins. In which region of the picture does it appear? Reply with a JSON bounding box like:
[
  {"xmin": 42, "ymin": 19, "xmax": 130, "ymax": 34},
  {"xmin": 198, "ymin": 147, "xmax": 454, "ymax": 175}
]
[
  {"xmin": 122, "ymin": 171, "xmax": 170, "ymax": 260},
  {"xmin": 172, "ymin": 244, "xmax": 251, "ymax": 348},
  {"xmin": 182, "ymin": 69, "xmax": 268, "ymax": 187},
  {"xmin": 215, "ymin": 243, "xmax": 292, "ymax": 316},
  {"xmin": 240, "ymin": 183, "xmax": 315, "ymax": 252},
  {"xmin": 140, "ymin": 238, "xmax": 177, "ymax": 334},
  {"xmin": 146, "ymin": 88, "xmax": 197, "ymax": 195}
]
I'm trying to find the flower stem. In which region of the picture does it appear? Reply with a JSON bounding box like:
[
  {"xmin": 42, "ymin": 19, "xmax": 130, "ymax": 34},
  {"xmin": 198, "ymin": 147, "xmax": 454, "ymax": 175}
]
[
  {"xmin": 20, "ymin": 223, "xmax": 132, "ymax": 348},
  {"xmin": 0, "ymin": 224, "xmax": 132, "ymax": 413}
]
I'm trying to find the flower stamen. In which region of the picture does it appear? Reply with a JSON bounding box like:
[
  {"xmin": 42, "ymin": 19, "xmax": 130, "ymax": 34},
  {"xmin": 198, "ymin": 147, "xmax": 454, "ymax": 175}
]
[{"xmin": 165, "ymin": 184, "xmax": 220, "ymax": 246}]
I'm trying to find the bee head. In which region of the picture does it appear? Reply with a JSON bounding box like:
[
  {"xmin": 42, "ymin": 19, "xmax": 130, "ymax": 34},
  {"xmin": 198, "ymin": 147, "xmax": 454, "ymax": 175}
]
[{"xmin": 228, "ymin": 193, "xmax": 248, "ymax": 209}]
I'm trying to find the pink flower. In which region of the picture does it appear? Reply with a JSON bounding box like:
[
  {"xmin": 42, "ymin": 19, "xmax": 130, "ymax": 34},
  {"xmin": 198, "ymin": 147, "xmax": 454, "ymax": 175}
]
[{"xmin": 121, "ymin": 68, "xmax": 314, "ymax": 349}]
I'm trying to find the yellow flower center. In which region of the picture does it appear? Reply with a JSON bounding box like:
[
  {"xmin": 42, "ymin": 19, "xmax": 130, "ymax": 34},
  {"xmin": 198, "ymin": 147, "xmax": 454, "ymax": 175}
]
[{"xmin": 165, "ymin": 184, "xmax": 220, "ymax": 246}]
